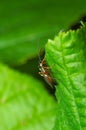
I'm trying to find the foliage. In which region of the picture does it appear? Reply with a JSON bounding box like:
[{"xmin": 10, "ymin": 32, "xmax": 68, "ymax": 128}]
[
  {"xmin": 0, "ymin": 0, "xmax": 86, "ymax": 130},
  {"xmin": 45, "ymin": 23, "xmax": 86, "ymax": 130},
  {"xmin": 0, "ymin": 64, "xmax": 56, "ymax": 130}
]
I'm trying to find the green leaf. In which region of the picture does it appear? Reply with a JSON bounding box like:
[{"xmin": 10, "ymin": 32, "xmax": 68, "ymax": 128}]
[
  {"xmin": 0, "ymin": 63, "xmax": 56, "ymax": 130},
  {"xmin": 45, "ymin": 23, "xmax": 86, "ymax": 130},
  {"xmin": 0, "ymin": 0, "xmax": 86, "ymax": 65}
]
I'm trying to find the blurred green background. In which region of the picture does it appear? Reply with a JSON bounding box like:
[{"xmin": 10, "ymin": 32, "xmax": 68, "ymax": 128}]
[
  {"xmin": 1, "ymin": 0, "xmax": 86, "ymax": 90},
  {"xmin": 0, "ymin": 0, "xmax": 86, "ymax": 129}
]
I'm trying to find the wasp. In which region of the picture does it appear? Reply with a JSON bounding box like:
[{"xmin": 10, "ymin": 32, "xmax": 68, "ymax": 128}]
[{"xmin": 39, "ymin": 55, "xmax": 56, "ymax": 88}]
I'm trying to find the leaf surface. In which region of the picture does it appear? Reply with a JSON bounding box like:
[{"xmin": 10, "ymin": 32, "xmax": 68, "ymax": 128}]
[
  {"xmin": 45, "ymin": 23, "xmax": 86, "ymax": 130},
  {"xmin": 0, "ymin": 64, "xmax": 56, "ymax": 130}
]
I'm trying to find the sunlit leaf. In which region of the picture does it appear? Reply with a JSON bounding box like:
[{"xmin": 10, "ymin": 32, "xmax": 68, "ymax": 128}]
[
  {"xmin": 0, "ymin": 64, "xmax": 56, "ymax": 130},
  {"xmin": 45, "ymin": 22, "xmax": 86, "ymax": 130}
]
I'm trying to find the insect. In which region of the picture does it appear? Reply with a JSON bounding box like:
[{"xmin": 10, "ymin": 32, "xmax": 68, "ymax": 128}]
[{"xmin": 38, "ymin": 55, "xmax": 56, "ymax": 88}]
